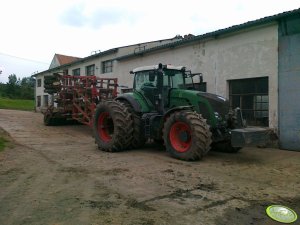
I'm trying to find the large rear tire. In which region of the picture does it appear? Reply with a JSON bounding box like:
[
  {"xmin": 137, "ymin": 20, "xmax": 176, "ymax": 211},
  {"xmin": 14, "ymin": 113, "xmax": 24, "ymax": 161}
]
[
  {"xmin": 163, "ymin": 110, "xmax": 212, "ymax": 161},
  {"xmin": 93, "ymin": 101, "xmax": 133, "ymax": 152},
  {"xmin": 117, "ymin": 100, "xmax": 146, "ymax": 149}
]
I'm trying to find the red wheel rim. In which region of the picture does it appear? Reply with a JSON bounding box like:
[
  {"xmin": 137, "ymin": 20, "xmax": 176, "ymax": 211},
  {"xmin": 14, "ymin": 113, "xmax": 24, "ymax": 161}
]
[
  {"xmin": 169, "ymin": 121, "xmax": 191, "ymax": 152},
  {"xmin": 97, "ymin": 112, "xmax": 113, "ymax": 142}
]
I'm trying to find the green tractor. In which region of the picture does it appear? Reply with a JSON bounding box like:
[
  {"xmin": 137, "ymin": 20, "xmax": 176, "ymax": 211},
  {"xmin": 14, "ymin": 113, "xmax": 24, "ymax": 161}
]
[{"xmin": 93, "ymin": 63, "xmax": 266, "ymax": 161}]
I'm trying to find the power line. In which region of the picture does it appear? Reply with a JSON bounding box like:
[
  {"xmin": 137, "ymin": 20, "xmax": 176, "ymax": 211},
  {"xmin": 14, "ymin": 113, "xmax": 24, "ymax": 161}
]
[{"xmin": 0, "ymin": 52, "xmax": 49, "ymax": 65}]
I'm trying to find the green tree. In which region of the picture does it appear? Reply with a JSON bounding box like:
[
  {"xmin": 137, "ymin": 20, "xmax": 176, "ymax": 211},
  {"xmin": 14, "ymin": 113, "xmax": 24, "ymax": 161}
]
[
  {"xmin": 0, "ymin": 74, "xmax": 35, "ymax": 100},
  {"xmin": 8, "ymin": 74, "xmax": 17, "ymax": 85},
  {"xmin": 0, "ymin": 83, "xmax": 6, "ymax": 97},
  {"xmin": 20, "ymin": 76, "xmax": 35, "ymax": 99},
  {"xmin": 6, "ymin": 74, "xmax": 19, "ymax": 98}
]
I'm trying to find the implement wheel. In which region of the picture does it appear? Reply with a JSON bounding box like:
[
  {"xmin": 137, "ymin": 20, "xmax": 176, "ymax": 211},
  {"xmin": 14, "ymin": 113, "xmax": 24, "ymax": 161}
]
[
  {"xmin": 93, "ymin": 101, "xmax": 133, "ymax": 152},
  {"xmin": 44, "ymin": 106, "xmax": 56, "ymax": 126},
  {"xmin": 163, "ymin": 111, "xmax": 212, "ymax": 161},
  {"xmin": 44, "ymin": 112, "xmax": 54, "ymax": 126}
]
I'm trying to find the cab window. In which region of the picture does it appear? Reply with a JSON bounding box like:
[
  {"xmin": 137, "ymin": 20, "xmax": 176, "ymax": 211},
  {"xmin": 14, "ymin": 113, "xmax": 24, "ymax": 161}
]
[
  {"xmin": 134, "ymin": 71, "xmax": 157, "ymax": 91},
  {"xmin": 163, "ymin": 70, "xmax": 185, "ymax": 89}
]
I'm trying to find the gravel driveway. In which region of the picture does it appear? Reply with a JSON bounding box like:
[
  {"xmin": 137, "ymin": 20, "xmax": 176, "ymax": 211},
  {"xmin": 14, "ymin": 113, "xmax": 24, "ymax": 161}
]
[{"xmin": 0, "ymin": 109, "xmax": 299, "ymax": 225}]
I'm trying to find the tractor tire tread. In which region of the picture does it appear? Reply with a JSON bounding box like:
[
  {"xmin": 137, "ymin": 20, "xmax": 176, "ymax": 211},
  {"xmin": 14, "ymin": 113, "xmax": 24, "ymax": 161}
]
[
  {"xmin": 93, "ymin": 101, "xmax": 133, "ymax": 152},
  {"xmin": 117, "ymin": 100, "xmax": 146, "ymax": 149},
  {"xmin": 163, "ymin": 110, "xmax": 212, "ymax": 161}
]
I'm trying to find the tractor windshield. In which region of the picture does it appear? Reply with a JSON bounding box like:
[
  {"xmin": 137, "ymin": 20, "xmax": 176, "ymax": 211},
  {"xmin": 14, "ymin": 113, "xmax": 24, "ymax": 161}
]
[
  {"xmin": 134, "ymin": 71, "xmax": 158, "ymax": 91},
  {"xmin": 134, "ymin": 69, "xmax": 188, "ymax": 91},
  {"xmin": 163, "ymin": 69, "xmax": 185, "ymax": 89}
]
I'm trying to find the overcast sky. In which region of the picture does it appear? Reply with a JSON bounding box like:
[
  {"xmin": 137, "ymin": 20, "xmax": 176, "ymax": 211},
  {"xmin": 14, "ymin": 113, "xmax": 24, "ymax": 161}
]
[{"xmin": 0, "ymin": 0, "xmax": 299, "ymax": 83}]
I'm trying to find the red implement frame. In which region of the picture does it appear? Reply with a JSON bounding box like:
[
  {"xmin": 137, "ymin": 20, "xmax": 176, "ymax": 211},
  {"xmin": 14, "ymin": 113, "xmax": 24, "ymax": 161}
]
[{"xmin": 52, "ymin": 75, "xmax": 118, "ymax": 126}]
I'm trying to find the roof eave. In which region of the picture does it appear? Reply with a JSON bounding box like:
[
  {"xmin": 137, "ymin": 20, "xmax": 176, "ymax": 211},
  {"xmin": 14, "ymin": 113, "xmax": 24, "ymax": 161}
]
[
  {"xmin": 33, "ymin": 48, "xmax": 118, "ymax": 77},
  {"xmin": 116, "ymin": 8, "xmax": 300, "ymax": 61}
]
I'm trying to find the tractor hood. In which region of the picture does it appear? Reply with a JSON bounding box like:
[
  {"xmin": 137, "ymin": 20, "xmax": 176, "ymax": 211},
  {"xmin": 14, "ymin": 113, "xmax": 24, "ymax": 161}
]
[
  {"xmin": 197, "ymin": 92, "xmax": 230, "ymax": 118},
  {"xmin": 169, "ymin": 89, "xmax": 230, "ymax": 126}
]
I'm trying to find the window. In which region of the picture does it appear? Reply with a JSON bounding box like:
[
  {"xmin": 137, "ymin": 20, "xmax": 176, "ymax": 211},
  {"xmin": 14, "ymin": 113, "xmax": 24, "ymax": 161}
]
[
  {"xmin": 63, "ymin": 69, "xmax": 68, "ymax": 75},
  {"xmin": 135, "ymin": 71, "xmax": 158, "ymax": 91},
  {"xmin": 229, "ymin": 77, "xmax": 268, "ymax": 126},
  {"xmin": 72, "ymin": 68, "xmax": 80, "ymax": 76},
  {"xmin": 254, "ymin": 95, "xmax": 269, "ymax": 119},
  {"xmin": 102, "ymin": 60, "xmax": 113, "ymax": 73},
  {"xmin": 185, "ymin": 76, "xmax": 207, "ymax": 92},
  {"xmin": 37, "ymin": 96, "xmax": 41, "ymax": 107},
  {"xmin": 43, "ymin": 95, "xmax": 49, "ymax": 107},
  {"xmin": 63, "ymin": 69, "xmax": 72, "ymax": 85},
  {"xmin": 134, "ymin": 70, "xmax": 159, "ymax": 107},
  {"xmin": 37, "ymin": 79, "xmax": 41, "ymax": 87},
  {"xmin": 163, "ymin": 69, "xmax": 185, "ymax": 88},
  {"xmin": 86, "ymin": 64, "xmax": 95, "ymax": 76}
]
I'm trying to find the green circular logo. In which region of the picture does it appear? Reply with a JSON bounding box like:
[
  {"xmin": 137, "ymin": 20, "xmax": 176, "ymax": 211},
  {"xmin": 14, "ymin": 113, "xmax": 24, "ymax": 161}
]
[{"xmin": 266, "ymin": 205, "xmax": 298, "ymax": 223}]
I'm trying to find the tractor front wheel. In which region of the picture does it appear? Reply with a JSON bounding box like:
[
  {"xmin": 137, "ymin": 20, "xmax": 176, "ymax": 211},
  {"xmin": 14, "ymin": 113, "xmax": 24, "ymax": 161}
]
[
  {"xmin": 93, "ymin": 101, "xmax": 133, "ymax": 152},
  {"xmin": 163, "ymin": 111, "xmax": 212, "ymax": 161}
]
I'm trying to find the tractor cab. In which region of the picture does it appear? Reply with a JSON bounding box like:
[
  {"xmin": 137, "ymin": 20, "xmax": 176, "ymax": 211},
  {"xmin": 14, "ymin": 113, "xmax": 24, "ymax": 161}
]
[{"xmin": 132, "ymin": 63, "xmax": 203, "ymax": 113}]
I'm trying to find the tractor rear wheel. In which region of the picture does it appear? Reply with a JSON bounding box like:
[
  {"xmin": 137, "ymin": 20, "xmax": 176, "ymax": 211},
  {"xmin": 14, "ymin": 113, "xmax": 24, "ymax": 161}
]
[
  {"xmin": 163, "ymin": 110, "xmax": 212, "ymax": 161},
  {"xmin": 93, "ymin": 101, "xmax": 133, "ymax": 152},
  {"xmin": 117, "ymin": 100, "xmax": 146, "ymax": 149}
]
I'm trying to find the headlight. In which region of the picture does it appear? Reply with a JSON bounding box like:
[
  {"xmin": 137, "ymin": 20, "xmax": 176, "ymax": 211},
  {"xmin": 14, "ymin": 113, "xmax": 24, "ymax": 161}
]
[{"xmin": 214, "ymin": 112, "xmax": 222, "ymax": 120}]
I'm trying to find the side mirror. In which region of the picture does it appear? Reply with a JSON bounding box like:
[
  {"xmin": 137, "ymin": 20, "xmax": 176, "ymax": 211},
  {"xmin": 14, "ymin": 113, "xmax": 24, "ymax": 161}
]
[
  {"xmin": 190, "ymin": 73, "xmax": 203, "ymax": 84},
  {"xmin": 199, "ymin": 74, "xmax": 203, "ymax": 84},
  {"xmin": 130, "ymin": 71, "xmax": 134, "ymax": 74}
]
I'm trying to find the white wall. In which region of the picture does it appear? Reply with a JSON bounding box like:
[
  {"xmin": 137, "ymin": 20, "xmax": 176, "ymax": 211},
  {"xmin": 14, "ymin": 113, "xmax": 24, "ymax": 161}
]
[
  {"xmin": 35, "ymin": 74, "xmax": 43, "ymax": 110},
  {"xmin": 113, "ymin": 24, "xmax": 279, "ymax": 129},
  {"xmin": 35, "ymin": 25, "xmax": 279, "ymax": 129}
]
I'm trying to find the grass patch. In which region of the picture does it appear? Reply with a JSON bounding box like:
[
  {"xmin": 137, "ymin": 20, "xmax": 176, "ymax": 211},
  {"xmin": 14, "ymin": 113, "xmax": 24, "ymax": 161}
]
[
  {"xmin": 0, "ymin": 98, "xmax": 34, "ymax": 111},
  {"xmin": 0, "ymin": 129, "xmax": 13, "ymax": 152},
  {"xmin": 0, "ymin": 137, "xmax": 8, "ymax": 152}
]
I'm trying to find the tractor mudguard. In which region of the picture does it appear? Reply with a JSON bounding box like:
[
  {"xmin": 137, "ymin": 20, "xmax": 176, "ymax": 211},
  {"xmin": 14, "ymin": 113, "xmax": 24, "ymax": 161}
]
[
  {"xmin": 115, "ymin": 95, "xmax": 142, "ymax": 113},
  {"xmin": 164, "ymin": 106, "xmax": 193, "ymax": 119}
]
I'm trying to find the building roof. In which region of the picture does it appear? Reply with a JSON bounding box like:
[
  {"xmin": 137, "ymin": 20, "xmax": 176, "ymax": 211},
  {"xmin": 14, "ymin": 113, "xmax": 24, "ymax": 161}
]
[
  {"xmin": 48, "ymin": 54, "xmax": 82, "ymax": 69},
  {"xmin": 34, "ymin": 7, "xmax": 300, "ymax": 77},
  {"xmin": 34, "ymin": 48, "xmax": 118, "ymax": 76},
  {"xmin": 116, "ymin": 8, "xmax": 300, "ymax": 61},
  {"xmin": 34, "ymin": 36, "xmax": 182, "ymax": 76},
  {"xmin": 55, "ymin": 54, "xmax": 81, "ymax": 65},
  {"xmin": 133, "ymin": 64, "xmax": 184, "ymax": 73}
]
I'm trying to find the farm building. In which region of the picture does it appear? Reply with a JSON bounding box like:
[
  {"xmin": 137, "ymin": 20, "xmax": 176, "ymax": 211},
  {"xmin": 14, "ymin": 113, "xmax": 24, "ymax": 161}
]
[{"xmin": 34, "ymin": 8, "xmax": 300, "ymax": 151}]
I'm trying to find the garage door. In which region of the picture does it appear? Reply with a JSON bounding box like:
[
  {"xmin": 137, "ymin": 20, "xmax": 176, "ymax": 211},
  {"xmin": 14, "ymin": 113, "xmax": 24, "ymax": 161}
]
[
  {"xmin": 278, "ymin": 18, "xmax": 300, "ymax": 151},
  {"xmin": 229, "ymin": 77, "xmax": 269, "ymax": 127}
]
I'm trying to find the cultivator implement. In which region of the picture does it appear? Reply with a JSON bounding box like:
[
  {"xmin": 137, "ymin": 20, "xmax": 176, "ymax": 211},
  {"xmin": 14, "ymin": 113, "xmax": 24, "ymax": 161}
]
[{"xmin": 43, "ymin": 73, "xmax": 118, "ymax": 126}]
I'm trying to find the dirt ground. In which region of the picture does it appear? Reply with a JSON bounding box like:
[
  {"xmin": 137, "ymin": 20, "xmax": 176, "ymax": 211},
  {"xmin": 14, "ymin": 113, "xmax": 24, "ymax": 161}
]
[{"xmin": 0, "ymin": 109, "xmax": 299, "ymax": 225}]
